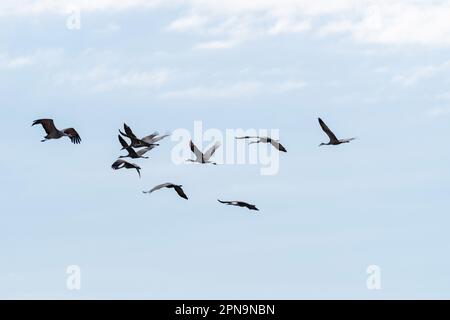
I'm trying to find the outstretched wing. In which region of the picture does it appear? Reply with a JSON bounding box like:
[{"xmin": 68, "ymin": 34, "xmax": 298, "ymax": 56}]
[
  {"xmin": 129, "ymin": 147, "xmax": 141, "ymax": 158},
  {"xmin": 136, "ymin": 146, "xmax": 156, "ymax": 157},
  {"xmin": 123, "ymin": 123, "xmax": 138, "ymax": 140},
  {"xmin": 63, "ymin": 128, "xmax": 81, "ymax": 144},
  {"xmin": 32, "ymin": 119, "xmax": 57, "ymax": 135},
  {"xmin": 270, "ymin": 140, "xmax": 287, "ymax": 152},
  {"xmin": 141, "ymin": 131, "xmax": 159, "ymax": 143},
  {"xmin": 239, "ymin": 202, "xmax": 259, "ymax": 211},
  {"xmin": 203, "ymin": 141, "xmax": 221, "ymax": 161},
  {"xmin": 149, "ymin": 183, "xmax": 173, "ymax": 194},
  {"xmin": 147, "ymin": 133, "xmax": 171, "ymax": 143},
  {"xmin": 218, "ymin": 199, "xmax": 232, "ymax": 205},
  {"xmin": 111, "ymin": 159, "xmax": 125, "ymax": 170},
  {"xmin": 318, "ymin": 118, "xmax": 338, "ymax": 143},
  {"xmin": 339, "ymin": 137, "xmax": 357, "ymax": 143},
  {"xmin": 135, "ymin": 167, "xmax": 141, "ymax": 178},
  {"xmin": 190, "ymin": 140, "xmax": 204, "ymax": 160},
  {"xmin": 118, "ymin": 135, "xmax": 130, "ymax": 149},
  {"xmin": 174, "ymin": 186, "xmax": 188, "ymax": 200}
]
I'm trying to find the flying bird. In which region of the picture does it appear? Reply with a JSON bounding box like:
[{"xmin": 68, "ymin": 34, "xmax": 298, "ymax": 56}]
[
  {"xmin": 32, "ymin": 119, "xmax": 81, "ymax": 144},
  {"xmin": 187, "ymin": 140, "xmax": 221, "ymax": 165},
  {"xmin": 111, "ymin": 159, "xmax": 141, "ymax": 178},
  {"xmin": 141, "ymin": 131, "xmax": 171, "ymax": 144},
  {"xmin": 118, "ymin": 135, "xmax": 154, "ymax": 159},
  {"xmin": 318, "ymin": 118, "xmax": 356, "ymax": 146},
  {"xmin": 235, "ymin": 136, "xmax": 287, "ymax": 152},
  {"xmin": 218, "ymin": 200, "xmax": 259, "ymax": 211},
  {"xmin": 143, "ymin": 183, "xmax": 188, "ymax": 200},
  {"xmin": 119, "ymin": 123, "xmax": 166, "ymax": 148}
]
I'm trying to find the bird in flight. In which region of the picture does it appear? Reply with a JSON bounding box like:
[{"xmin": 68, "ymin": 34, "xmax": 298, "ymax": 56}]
[
  {"xmin": 119, "ymin": 123, "xmax": 168, "ymax": 148},
  {"xmin": 318, "ymin": 118, "xmax": 356, "ymax": 146},
  {"xmin": 32, "ymin": 119, "xmax": 81, "ymax": 144},
  {"xmin": 187, "ymin": 140, "xmax": 221, "ymax": 165},
  {"xmin": 218, "ymin": 200, "xmax": 259, "ymax": 211},
  {"xmin": 143, "ymin": 183, "xmax": 188, "ymax": 200},
  {"xmin": 111, "ymin": 159, "xmax": 142, "ymax": 178},
  {"xmin": 235, "ymin": 136, "xmax": 287, "ymax": 152},
  {"xmin": 118, "ymin": 135, "xmax": 154, "ymax": 159}
]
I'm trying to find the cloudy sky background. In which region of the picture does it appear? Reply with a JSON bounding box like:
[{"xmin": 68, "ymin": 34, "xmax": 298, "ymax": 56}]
[{"xmin": 1, "ymin": 0, "xmax": 450, "ymax": 298}]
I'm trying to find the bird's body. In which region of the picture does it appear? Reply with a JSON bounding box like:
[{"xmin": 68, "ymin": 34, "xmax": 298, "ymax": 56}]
[
  {"xmin": 318, "ymin": 118, "xmax": 355, "ymax": 146},
  {"xmin": 32, "ymin": 119, "xmax": 81, "ymax": 144},
  {"xmin": 218, "ymin": 199, "xmax": 259, "ymax": 211},
  {"xmin": 119, "ymin": 123, "xmax": 168, "ymax": 149},
  {"xmin": 143, "ymin": 183, "xmax": 188, "ymax": 200},
  {"xmin": 118, "ymin": 135, "xmax": 153, "ymax": 159},
  {"xmin": 188, "ymin": 140, "xmax": 221, "ymax": 165},
  {"xmin": 236, "ymin": 136, "xmax": 287, "ymax": 152},
  {"xmin": 111, "ymin": 159, "xmax": 141, "ymax": 178}
]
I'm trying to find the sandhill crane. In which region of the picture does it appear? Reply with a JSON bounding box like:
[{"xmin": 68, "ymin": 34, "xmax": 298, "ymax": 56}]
[
  {"xmin": 111, "ymin": 159, "xmax": 141, "ymax": 178},
  {"xmin": 143, "ymin": 183, "xmax": 188, "ymax": 200},
  {"xmin": 217, "ymin": 200, "xmax": 259, "ymax": 211},
  {"xmin": 235, "ymin": 136, "xmax": 287, "ymax": 152},
  {"xmin": 118, "ymin": 135, "xmax": 154, "ymax": 159},
  {"xmin": 119, "ymin": 123, "xmax": 167, "ymax": 148},
  {"xmin": 187, "ymin": 140, "xmax": 221, "ymax": 165},
  {"xmin": 318, "ymin": 118, "xmax": 356, "ymax": 146},
  {"xmin": 32, "ymin": 119, "xmax": 81, "ymax": 144}
]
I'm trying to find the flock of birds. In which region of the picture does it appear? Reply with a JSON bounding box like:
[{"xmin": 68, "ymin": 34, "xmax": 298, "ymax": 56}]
[{"xmin": 32, "ymin": 117, "xmax": 356, "ymax": 212}]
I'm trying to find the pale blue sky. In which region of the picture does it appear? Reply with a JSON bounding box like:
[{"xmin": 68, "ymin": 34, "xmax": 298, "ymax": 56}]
[{"xmin": 1, "ymin": 1, "xmax": 450, "ymax": 299}]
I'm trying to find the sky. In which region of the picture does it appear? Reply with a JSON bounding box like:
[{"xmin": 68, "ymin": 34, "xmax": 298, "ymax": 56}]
[{"xmin": 1, "ymin": 0, "xmax": 450, "ymax": 299}]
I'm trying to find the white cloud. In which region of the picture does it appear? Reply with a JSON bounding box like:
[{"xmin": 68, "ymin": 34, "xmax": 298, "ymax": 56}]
[
  {"xmin": 161, "ymin": 81, "xmax": 262, "ymax": 99},
  {"xmin": 0, "ymin": 54, "xmax": 33, "ymax": 69},
  {"xmin": 0, "ymin": 0, "xmax": 164, "ymax": 16},
  {"xmin": 94, "ymin": 70, "xmax": 169, "ymax": 91},
  {"xmin": 167, "ymin": 13, "xmax": 209, "ymax": 32},
  {"xmin": 0, "ymin": 49, "xmax": 63, "ymax": 70},
  {"xmin": 428, "ymin": 106, "xmax": 450, "ymax": 117},
  {"xmin": 54, "ymin": 66, "xmax": 170, "ymax": 92},
  {"xmin": 194, "ymin": 39, "xmax": 239, "ymax": 50},
  {"xmin": 96, "ymin": 23, "xmax": 122, "ymax": 33},
  {"xmin": 4, "ymin": 1, "xmax": 450, "ymax": 47},
  {"xmin": 268, "ymin": 18, "xmax": 311, "ymax": 35},
  {"xmin": 160, "ymin": 80, "xmax": 304, "ymax": 99},
  {"xmin": 167, "ymin": 1, "xmax": 450, "ymax": 48},
  {"xmin": 434, "ymin": 92, "xmax": 450, "ymax": 101},
  {"xmin": 330, "ymin": 1, "xmax": 450, "ymax": 46},
  {"xmin": 392, "ymin": 60, "xmax": 450, "ymax": 86},
  {"xmin": 273, "ymin": 80, "xmax": 306, "ymax": 93}
]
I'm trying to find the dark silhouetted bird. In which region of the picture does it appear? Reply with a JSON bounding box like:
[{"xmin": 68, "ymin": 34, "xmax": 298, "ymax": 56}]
[
  {"xmin": 111, "ymin": 159, "xmax": 141, "ymax": 178},
  {"xmin": 119, "ymin": 123, "xmax": 167, "ymax": 148},
  {"xmin": 318, "ymin": 118, "xmax": 355, "ymax": 146},
  {"xmin": 32, "ymin": 119, "xmax": 81, "ymax": 144},
  {"xmin": 143, "ymin": 183, "xmax": 188, "ymax": 200},
  {"xmin": 235, "ymin": 136, "xmax": 287, "ymax": 152},
  {"xmin": 118, "ymin": 135, "xmax": 154, "ymax": 159},
  {"xmin": 218, "ymin": 200, "xmax": 259, "ymax": 211}
]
